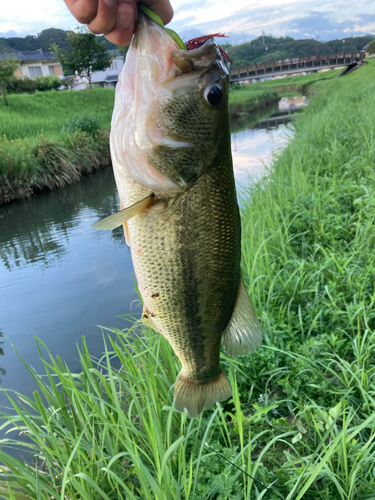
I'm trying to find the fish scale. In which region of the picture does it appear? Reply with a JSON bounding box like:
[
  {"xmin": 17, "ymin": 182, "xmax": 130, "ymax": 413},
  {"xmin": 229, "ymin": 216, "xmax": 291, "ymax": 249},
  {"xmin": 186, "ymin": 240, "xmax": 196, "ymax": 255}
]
[{"xmin": 131, "ymin": 147, "xmax": 239, "ymax": 381}]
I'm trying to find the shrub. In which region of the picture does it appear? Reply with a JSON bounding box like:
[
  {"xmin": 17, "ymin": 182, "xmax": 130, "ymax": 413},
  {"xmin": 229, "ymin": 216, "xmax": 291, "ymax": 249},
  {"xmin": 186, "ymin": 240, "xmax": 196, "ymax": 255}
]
[
  {"xmin": 62, "ymin": 112, "xmax": 101, "ymax": 137},
  {"xmin": 7, "ymin": 76, "xmax": 61, "ymax": 94},
  {"xmin": 34, "ymin": 76, "xmax": 61, "ymax": 92},
  {"xmin": 7, "ymin": 76, "xmax": 36, "ymax": 94}
]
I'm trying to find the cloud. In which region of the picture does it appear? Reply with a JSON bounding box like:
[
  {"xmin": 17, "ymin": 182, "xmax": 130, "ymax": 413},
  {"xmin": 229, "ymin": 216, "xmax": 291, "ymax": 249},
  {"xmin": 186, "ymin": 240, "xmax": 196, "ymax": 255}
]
[
  {"xmin": 284, "ymin": 10, "xmax": 375, "ymax": 39},
  {"xmin": 0, "ymin": 0, "xmax": 78, "ymax": 36},
  {"xmin": 169, "ymin": 1, "xmax": 375, "ymax": 42},
  {"xmin": 1, "ymin": 0, "xmax": 374, "ymax": 43}
]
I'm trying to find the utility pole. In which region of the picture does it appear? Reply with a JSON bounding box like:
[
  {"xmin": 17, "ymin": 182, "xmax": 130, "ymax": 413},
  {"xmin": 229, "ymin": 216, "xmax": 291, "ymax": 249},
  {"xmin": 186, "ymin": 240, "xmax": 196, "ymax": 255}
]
[
  {"xmin": 262, "ymin": 30, "xmax": 265, "ymax": 46},
  {"xmin": 316, "ymin": 32, "xmax": 320, "ymax": 55}
]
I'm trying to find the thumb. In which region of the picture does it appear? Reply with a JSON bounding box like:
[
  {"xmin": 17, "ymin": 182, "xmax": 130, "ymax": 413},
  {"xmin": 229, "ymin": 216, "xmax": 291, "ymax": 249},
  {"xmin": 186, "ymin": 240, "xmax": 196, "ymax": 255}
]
[{"xmin": 139, "ymin": 0, "xmax": 174, "ymax": 25}]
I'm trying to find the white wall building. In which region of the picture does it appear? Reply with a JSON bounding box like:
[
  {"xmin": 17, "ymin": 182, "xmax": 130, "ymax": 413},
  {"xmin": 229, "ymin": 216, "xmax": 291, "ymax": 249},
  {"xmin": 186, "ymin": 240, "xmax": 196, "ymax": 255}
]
[{"xmin": 72, "ymin": 51, "xmax": 125, "ymax": 90}]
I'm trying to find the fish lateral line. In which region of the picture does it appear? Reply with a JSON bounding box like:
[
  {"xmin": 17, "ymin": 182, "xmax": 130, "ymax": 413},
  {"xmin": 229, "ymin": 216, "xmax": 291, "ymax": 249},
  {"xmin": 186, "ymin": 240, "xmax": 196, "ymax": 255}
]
[{"xmin": 92, "ymin": 194, "xmax": 155, "ymax": 231}]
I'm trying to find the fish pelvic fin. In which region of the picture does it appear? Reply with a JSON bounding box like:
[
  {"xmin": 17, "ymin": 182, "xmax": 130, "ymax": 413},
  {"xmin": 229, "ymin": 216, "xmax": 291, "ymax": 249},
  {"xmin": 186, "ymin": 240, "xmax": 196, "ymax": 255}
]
[
  {"xmin": 222, "ymin": 279, "xmax": 262, "ymax": 357},
  {"xmin": 173, "ymin": 370, "xmax": 232, "ymax": 418},
  {"xmin": 92, "ymin": 194, "xmax": 155, "ymax": 231}
]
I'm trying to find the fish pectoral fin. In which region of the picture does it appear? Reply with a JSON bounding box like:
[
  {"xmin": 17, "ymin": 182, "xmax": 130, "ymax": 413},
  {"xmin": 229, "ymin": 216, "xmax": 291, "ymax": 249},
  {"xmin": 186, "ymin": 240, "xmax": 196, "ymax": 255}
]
[
  {"xmin": 92, "ymin": 194, "xmax": 155, "ymax": 231},
  {"xmin": 222, "ymin": 279, "xmax": 262, "ymax": 357},
  {"xmin": 173, "ymin": 370, "xmax": 232, "ymax": 418}
]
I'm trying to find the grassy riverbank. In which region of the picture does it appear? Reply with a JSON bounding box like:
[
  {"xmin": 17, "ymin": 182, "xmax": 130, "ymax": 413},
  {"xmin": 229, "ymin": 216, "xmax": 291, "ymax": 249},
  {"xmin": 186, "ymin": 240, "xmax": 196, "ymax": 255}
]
[
  {"xmin": 0, "ymin": 89, "xmax": 114, "ymax": 204},
  {"xmin": 0, "ymin": 70, "xmax": 341, "ymax": 204},
  {"xmin": 0, "ymin": 88, "xmax": 114, "ymax": 141},
  {"xmin": 0, "ymin": 85, "xmax": 278, "ymax": 204},
  {"xmin": 0, "ymin": 130, "xmax": 111, "ymax": 204},
  {"xmin": 228, "ymin": 68, "xmax": 341, "ymax": 117},
  {"xmin": 0, "ymin": 61, "xmax": 374, "ymax": 498}
]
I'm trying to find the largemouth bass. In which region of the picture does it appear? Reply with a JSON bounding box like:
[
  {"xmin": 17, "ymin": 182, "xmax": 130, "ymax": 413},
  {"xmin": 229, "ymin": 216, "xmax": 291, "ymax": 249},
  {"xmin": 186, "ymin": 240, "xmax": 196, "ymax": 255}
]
[{"xmin": 94, "ymin": 14, "xmax": 262, "ymax": 418}]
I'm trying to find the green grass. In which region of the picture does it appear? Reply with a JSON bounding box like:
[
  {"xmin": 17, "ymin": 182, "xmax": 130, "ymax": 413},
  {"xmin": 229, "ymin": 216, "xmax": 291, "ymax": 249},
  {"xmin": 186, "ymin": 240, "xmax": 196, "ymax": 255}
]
[
  {"xmin": 228, "ymin": 67, "xmax": 341, "ymax": 117},
  {"xmin": 0, "ymin": 88, "xmax": 115, "ymax": 141},
  {"xmin": 0, "ymin": 89, "xmax": 114, "ymax": 203},
  {"xmin": 0, "ymin": 61, "xmax": 374, "ymax": 499},
  {"xmin": 229, "ymin": 86, "xmax": 279, "ymax": 118},
  {"xmin": 243, "ymin": 68, "xmax": 341, "ymax": 92},
  {"xmin": 0, "ymin": 130, "xmax": 111, "ymax": 204}
]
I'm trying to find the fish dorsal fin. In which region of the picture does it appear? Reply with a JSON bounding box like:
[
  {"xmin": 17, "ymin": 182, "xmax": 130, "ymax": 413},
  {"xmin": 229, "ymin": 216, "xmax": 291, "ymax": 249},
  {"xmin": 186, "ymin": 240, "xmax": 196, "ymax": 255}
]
[
  {"xmin": 92, "ymin": 194, "xmax": 154, "ymax": 231},
  {"xmin": 222, "ymin": 279, "xmax": 262, "ymax": 357}
]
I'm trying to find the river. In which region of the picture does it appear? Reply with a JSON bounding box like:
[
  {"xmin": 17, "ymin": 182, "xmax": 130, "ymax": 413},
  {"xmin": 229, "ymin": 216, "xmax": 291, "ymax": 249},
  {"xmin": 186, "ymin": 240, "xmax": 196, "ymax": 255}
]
[{"xmin": 0, "ymin": 104, "xmax": 293, "ymax": 455}]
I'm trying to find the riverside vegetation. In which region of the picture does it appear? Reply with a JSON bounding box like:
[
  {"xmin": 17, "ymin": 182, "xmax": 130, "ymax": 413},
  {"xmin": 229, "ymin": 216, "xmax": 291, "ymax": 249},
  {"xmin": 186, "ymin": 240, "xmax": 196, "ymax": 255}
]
[
  {"xmin": 0, "ymin": 61, "xmax": 374, "ymax": 498},
  {"xmin": 0, "ymin": 69, "xmax": 338, "ymax": 204},
  {"xmin": 0, "ymin": 88, "xmax": 114, "ymax": 203}
]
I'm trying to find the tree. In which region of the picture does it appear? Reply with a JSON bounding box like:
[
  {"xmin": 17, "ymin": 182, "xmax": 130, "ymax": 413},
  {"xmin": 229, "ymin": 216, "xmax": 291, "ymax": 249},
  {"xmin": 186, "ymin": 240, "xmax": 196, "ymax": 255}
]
[
  {"xmin": 0, "ymin": 56, "xmax": 18, "ymax": 106},
  {"xmin": 368, "ymin": 40, "xmax": 375, "ymax": 55},
  {"xmin": 51, "ymin": 27, "xmax": 113, "ymax": 93}
]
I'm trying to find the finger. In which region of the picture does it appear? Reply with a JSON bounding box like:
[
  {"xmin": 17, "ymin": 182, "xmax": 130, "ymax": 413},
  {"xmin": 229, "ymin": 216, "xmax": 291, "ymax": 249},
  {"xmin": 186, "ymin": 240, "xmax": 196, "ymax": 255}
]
[
  {"xmin": 64, "ymin": 0, "xmax": 99, "ymax": 24},
  {"xmin": 141, "ymin": 0, "xmax": 174, "ymax": 25},
  {"xmin": 87, "ymin": 0, "xmax": 118, "ymax": 35},
  {"xmin": 104, "ymin": 0, "xmax": 138, "ymax": 46}
]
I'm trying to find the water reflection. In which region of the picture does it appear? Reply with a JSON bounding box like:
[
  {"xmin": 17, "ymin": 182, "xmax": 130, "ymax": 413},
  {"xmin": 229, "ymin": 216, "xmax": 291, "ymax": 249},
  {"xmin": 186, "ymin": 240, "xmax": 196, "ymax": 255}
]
[
  {"xmin": 231, "ymin": 105, "xmax": 293, "ymax": 186},
  {"xmin": 0, "ymin": 168, "xmax": 124, "ymax": 272},
  {"xmin": 230, "ymin": 102, "xmax": 280, "ymax": 133},
  {"xmin": 0, "ymin": 332, "xmax": 5, "ymax": 383}
]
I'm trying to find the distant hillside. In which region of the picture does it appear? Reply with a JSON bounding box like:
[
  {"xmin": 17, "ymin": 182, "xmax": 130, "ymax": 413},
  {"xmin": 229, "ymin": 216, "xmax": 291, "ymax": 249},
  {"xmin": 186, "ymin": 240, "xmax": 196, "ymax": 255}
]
[
  {"xmin": 223, "ymin": 35, "xmax": 374, "ymax": 69},
  {"xmin": 0, "ymin": 28, "xmax": 118, "ymax": 54},
  {"xmin": 0, "ymin": 29, "xmax": 373, "ymax": 69}
]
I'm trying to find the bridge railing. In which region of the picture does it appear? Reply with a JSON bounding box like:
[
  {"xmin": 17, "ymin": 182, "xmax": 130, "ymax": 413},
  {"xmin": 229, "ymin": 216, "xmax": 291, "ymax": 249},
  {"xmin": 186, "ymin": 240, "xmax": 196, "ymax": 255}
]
[{"xmin": 230, "ymin": 52, "xmax": 365, "ymax": 80}]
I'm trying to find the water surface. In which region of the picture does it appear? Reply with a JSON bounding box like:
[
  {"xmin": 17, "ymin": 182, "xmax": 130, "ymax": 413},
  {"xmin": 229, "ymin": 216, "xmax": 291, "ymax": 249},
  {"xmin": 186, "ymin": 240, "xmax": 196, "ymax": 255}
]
[{"xmin": 0, "ymin": 109, "xmax": 292, "ymax": 451}]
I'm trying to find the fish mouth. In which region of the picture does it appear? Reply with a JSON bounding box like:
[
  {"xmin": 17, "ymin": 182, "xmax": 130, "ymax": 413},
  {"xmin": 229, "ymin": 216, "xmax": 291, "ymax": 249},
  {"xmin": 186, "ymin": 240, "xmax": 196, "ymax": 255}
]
[
  {"xmin": 170, "ymin": 39, "xmax": 224, "ymax": 73},
  {"xmin": 137, "ymin": 12, "xmax": 227, "ymax": 78}
]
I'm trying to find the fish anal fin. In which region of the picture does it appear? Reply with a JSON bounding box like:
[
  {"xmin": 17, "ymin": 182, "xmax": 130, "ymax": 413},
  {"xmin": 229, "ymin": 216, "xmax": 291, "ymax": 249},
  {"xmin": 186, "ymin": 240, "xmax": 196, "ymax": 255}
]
[
  {"xmin": 173, "ymin": 370, "xmax": 232, "ymax": 418},
  {"xmin": 92, "ymin": 194, "xmax": 154, "ymax": 231},
  {"xmin": 222, "ymin": 279, "xmax": 262, "ymax": 357},
  {"xmin": 141, "ymin": 307, "xmax": 158, "ymax": 332}
]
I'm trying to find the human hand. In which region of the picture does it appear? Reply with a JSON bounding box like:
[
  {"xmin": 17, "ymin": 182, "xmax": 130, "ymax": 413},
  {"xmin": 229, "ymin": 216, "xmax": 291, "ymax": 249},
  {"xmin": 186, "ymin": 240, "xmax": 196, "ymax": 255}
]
[{"xmin": 63, "ymin": 0, "xmax": 174, "ymax": 46}]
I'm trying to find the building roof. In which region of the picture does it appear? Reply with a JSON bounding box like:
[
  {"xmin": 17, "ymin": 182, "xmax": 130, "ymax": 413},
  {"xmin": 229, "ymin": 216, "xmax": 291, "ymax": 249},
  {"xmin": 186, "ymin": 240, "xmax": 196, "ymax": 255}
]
[{"xmin": 0, "ymin": 49, "xmax": 56, "ymax": 62}]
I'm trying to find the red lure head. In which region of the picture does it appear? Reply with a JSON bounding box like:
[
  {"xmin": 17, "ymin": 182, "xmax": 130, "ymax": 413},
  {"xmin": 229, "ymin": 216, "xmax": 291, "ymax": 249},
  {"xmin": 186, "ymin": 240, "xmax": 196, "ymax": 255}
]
[{"xmin": 186, "ymin": 34, "xmax": 231, "ymax": 63}]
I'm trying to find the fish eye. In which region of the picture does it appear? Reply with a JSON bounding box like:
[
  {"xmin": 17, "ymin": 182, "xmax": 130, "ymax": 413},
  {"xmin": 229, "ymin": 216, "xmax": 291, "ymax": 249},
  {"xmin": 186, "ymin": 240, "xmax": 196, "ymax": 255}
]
[{"xmin": 204, "ymin": 85, "xmax": 223, "ymax": 107}]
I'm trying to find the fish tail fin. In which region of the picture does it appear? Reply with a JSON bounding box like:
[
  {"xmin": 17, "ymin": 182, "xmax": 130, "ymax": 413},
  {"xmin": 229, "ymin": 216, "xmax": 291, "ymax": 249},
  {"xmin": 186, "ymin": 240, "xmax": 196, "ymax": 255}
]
[{"xmin": 173, "ymin": 370, "xmax": 232, "ymax": 418}]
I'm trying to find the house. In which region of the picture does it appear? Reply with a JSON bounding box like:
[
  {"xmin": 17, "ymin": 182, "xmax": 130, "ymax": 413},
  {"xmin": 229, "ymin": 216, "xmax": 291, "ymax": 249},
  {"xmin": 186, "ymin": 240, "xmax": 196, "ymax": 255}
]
[
  {"xmin": 72, "ymin": 50, "xmax": 125, "ymax": 90},
  {"xmin": 0, "ymin": 49, "xmax": 63, "ymax": 79},
  {"xmin": 361, "ymin": 44, "xmax": 372, "ymax": 58}
]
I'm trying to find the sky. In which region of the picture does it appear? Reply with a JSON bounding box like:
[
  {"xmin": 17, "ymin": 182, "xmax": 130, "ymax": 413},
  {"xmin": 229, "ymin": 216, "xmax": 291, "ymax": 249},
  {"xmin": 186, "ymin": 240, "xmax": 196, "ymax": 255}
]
[{"xmin": 0, "ymin": 0, "xmax": 374, "ymax": 44}]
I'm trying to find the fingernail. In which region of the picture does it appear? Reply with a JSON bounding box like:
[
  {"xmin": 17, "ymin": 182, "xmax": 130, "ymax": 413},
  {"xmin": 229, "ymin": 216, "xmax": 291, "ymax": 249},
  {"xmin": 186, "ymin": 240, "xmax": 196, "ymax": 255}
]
[
  {"xmin": 118, "ymin": 8, "xmax": 134, "ymax": 29},
  {"xmin": 104, "ymin": 0, "xmax": 116, "ymax": 8}
]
